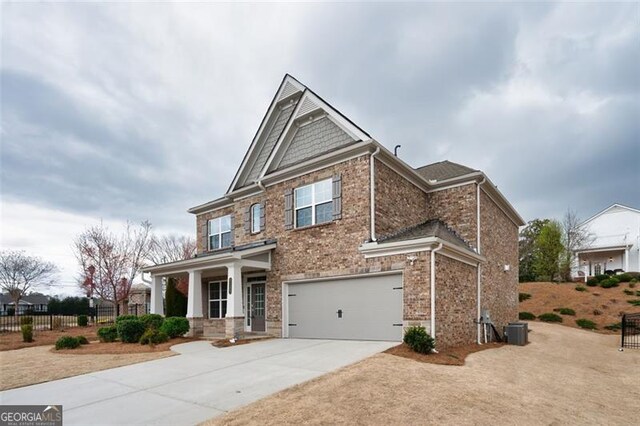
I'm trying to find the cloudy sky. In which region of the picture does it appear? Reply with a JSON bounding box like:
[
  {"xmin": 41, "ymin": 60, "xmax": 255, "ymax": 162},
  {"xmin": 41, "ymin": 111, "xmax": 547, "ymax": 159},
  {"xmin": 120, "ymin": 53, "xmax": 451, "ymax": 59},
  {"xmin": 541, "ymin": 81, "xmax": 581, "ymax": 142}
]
[{"xmin": 1, "ymin": 2, "xmax": 638, "ymax": 294}]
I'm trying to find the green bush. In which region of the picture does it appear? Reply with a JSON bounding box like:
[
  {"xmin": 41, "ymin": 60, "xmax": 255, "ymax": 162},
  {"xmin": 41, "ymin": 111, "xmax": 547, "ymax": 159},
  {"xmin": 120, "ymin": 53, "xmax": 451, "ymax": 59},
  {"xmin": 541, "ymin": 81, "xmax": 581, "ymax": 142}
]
[
  {"xmin": 617, "ymin": 273, "xmax": 632, "ymax": 282},
  {"xmin": 604, "ymin": 322, "xmax": 622, "ymax": 331},
  {"xmin": 586, "ymin": 278, "xmax": 599, "ymax": 287},
  {"xmin": 117, "ymin": 319, "xmax": 146, "ymax": 343},
  {"xmin": 559, "ymin": 308, "xmax": 576, "ymax": 316},
  {"xmin": 55, "ymin": 336, "xmax": 80, "ymax": 350},
  {"xmin": 139, "ymin": 329, "xmax": 169, "ymax": 346},
  {"xmin": 139, "ymin": 314, "xmax": 164, "ymax": 330},
  {"xmin": 77, "ymin": 315, "xmax": 88, "ymax": 327},
  {"xmin": 575, "ymin": 285, "xmax": 587, "ymax": 292},
  {"xmin": 576, "ymin": 319, "xmax": 597, "ymax": 330},
  {"xmin": 21, "ymin": 324, "xmax": 33, "ymax": 342},
  {"xmin": 624, "ymin": 289, "xmax": 634, "ymax": 296},
  {"xmin": 97, "ymin": 325, "xmax": 118, "ymax": 343},
  {"xmin": 20, "ymin": 316, "xmax": 33, "ymax": 326},
  {"xmin": 160, "ymin": 317, "xmax": 190, "ymax": 338},
  {"xmin": 77, "ymin": 335, "xmax": 89, "ymax": 345},
  {"xmin": 627, "ymin": 299, "xmax": 640, "ymax": 306},
  {"xmin": 115, "ymin": 314, "xmax": 137, "ymax": 323},
  {"xmin": 600, "ymin": 278, "xmax": 619, "ymax": 289},
  {"xmin": 519, "ymin": 293, "xmax": 532, "ymax": 302},
  {"xmin": 630, "ymin": 278, "xmax": 638, "ymax": 286},
  {"xmin": 403, "ymin": 326, "xmax": 435, "ymax": 354},
  {"xmin": 519, "ymin": 312, "xmax": 536, "ymax": 320},
  {"xmin": 538, "ymin": 313, "xmax": 563, "ymax": 323},
  {"xmin": 595, "ymin": 274, "xmax": 609, "ymax": 282}
]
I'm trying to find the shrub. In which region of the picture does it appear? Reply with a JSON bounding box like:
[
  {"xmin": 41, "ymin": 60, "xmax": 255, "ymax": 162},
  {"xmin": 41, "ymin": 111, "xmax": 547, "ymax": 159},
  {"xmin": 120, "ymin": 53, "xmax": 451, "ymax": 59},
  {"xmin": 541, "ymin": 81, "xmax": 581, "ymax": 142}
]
[
  {"xmin": 575, "ymin": 285, "xmax": 587, "ymax": 292},
  {"xmin": 519, "ymin": 312, "xmax": 536, "ymax": 320},
  {"xmin": 586, "ymin": 278, "xmax": 599, "ymax": 287},
  {"xmin": 403, "ymin": 326, "xmax": 435, "ymax": 354},
  {"xmin": 77, "ymin": 335, "xmax": 89, "ymax": 345},
  {"xmin": 538, "ymin": 313, "xmax": 563, "ymax": 323},
  {"xmin": 117, "ymin": 319, "xmax": 146, "ymax": 343},
  {"xmin": 55, "ymin": 336, "xmax": 80, "ymax": 350},
  {"xmin": 77, "ymin": 315, "xmax": 88, "ymax": 327},
  {"xmin": 20, "ymin": 316, "xmax": 33, "ymax": 326},
  {"xmin": 559, "ymin": 308, "xmax": 576, "ymax": 316},
  {"xmin": 624, "ymin": 289, "xmax": 634, "ymax": 296},
  {"xmin": 21, "ymin": 324, "xmax": 33, "ymax": 342},
  {"xmin": 630, "ymin": 278, "xmax": 638, "ymax": 287},
  {"xmin": 139, "ymin": 329, "xmax": 169, "ymax": 346},
  {"xmin": 627, "ymin": 299, "xmax": 640, "ymax": 307},
  {"xmin": 604, "ymin": 322, "xmax": 622, "ymax": 331},
  {"xmin": 139, "ymin": 314, "xmax": 164, "ymax": 331},
  {"xmin": 576, "ymin": 319, "xmax": 597, "ymax": 330},
  {"xmin": 617, "ymin": 273, "xmax": 632, "ymax": 282},
  {"xmin": 519, "ymin": 293, "xmax": 532, "ymax": 302},
  {"xmin": 97, "ymin": 325, "xmax": 118, "ymax": 343},
  {"xmin": 160, "ymin": 317, "xmax": 190, "ymax": 338},
  {"xmin": 115, "ymin": 314, "xmax": 137, "ymax": 323},
  {"xmin": 600, "ymin": 278, "xmax": 619, "ymax": 289},
  {"xmin": 595, "ymin": 274, "xmax": 609, "ymax": 282},
  {"xmin": 165, "ymin": 277, "xmax": 188, "ymax": 317}
]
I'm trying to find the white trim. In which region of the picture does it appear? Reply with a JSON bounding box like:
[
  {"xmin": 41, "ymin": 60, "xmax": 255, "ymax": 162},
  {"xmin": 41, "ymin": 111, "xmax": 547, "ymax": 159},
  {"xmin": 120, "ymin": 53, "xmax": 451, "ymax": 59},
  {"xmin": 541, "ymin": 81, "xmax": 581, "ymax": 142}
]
[
  {"xmin": 581, "ymin": 203, "xmax": 640, "ymax": 226},
  {"xmin": 208, "ymin": 280, "xmax": 227, "ymax": 319},
  {"xmin": 359, "ymin": 236, "xmax": 485, "ymax": 264},
  {"xmin": 575, "ymin": 245, "xmax": 630, "ymax": 254},
  {"xmin": 479, "ymin": 184, "xmax": 524, "ymax": 227},
  {"xmin": 431, "ymin": 243, "xmax": 443, "ymax": 340},
  {"xmin": 281, "ymin": 270, "xmax": 403, "ymax": 338},
  {"xmin": 427, "ymin": 180, "xmax": 478, "ymax": 194}
]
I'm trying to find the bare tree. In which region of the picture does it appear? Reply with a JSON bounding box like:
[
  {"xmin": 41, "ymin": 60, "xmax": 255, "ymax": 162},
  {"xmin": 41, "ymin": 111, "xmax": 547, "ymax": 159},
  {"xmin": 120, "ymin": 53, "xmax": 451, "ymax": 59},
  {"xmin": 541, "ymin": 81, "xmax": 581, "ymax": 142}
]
[
  {"xmin": 560, "ymin": 209, "xmax": 595, "ymax": 281},
  {"xmin": 74, "ymin": 221, "xmax": 153, "ymax": 310},
  {"xmin": 0, "ymin": 250, "xmax": 57, "ymax": 316},
  {"xmin": 147, "ymin": 234, "xmax": 196, "ymax": 265}
]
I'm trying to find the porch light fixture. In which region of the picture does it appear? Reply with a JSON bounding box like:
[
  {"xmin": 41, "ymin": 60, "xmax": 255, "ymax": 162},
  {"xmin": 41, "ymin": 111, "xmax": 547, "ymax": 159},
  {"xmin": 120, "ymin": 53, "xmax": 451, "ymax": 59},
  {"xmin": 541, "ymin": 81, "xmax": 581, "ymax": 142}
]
[{"xmin": 609, "ymin": 257, "xmax": 613, "ymax": 262}]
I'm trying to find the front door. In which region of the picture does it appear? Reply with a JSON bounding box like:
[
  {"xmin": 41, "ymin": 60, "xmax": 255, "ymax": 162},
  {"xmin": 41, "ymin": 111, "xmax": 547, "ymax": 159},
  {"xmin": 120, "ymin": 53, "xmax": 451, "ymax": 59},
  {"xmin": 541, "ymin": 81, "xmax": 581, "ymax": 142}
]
[{"xmin": 251, "ymin": 284, "xmax": 265, "ymax": 332}]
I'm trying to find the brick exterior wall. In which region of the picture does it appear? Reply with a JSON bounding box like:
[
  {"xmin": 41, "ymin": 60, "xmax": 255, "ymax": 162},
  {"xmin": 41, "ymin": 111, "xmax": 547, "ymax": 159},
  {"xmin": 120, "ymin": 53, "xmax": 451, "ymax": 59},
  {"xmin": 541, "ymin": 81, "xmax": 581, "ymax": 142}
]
[
  {"xmin": 425, "ymin": 184, "xmax": 477, "ymax": 248},
  {"xmin": 375, "ymin": 159, "xmax": 428, "ymax": 237},
  {"xmin": 479, "ymin": 189, "xmax": 519, "ymax": 334},
  {"xmin": 434, "ymin": 254, "xmax": 477, "ymax": 348}
]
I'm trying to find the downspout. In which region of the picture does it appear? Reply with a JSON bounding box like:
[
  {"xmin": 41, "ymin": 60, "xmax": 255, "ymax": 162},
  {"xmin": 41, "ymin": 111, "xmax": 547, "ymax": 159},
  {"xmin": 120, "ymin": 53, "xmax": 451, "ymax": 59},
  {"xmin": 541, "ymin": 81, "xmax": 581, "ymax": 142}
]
[
  {"xmin": 256, "ymin": 180, "xmax": 266, "ymax": 193},
  {"xmin": 430, "ymin": 243, "xmax": 444, "ymax": 345},
  {"xmin": 476, "ymin": 177, "xmax": 486, "ymax": 344},
  {"xmin": 369, "ymin": 146, "xmax": 381, "ymax": 241}
]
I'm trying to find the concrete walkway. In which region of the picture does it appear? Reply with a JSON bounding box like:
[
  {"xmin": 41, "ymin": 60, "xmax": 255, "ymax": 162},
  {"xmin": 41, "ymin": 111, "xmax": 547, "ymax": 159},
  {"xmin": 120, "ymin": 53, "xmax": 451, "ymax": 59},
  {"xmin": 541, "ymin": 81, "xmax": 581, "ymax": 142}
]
[{"xmin": 0, "ymin": 338, "xmax": 396, "ymax": 425}]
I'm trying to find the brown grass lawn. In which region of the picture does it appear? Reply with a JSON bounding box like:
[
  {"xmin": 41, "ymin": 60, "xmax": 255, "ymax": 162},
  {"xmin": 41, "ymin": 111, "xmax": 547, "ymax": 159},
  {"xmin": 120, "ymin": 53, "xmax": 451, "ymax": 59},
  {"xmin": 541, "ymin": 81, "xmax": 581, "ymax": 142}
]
[
  {"xmin": 0, "ymin": 326, "xmax": 101, "ymax": 351},
  {"xmin": 520, "ymin": 281, "xmax": 640, "ymax": 332},
  {"xmin": 202, "ymin": 322, "xmax": 640, "ymax": 426}
]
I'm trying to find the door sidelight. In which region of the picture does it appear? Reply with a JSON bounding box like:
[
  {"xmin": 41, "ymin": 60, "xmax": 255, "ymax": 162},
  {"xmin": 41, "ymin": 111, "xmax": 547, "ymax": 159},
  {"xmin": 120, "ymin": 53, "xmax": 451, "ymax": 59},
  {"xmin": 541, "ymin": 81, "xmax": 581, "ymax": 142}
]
[{"xmin": 336, "ymin": 309, "xmax": 343, "ymax": 319}]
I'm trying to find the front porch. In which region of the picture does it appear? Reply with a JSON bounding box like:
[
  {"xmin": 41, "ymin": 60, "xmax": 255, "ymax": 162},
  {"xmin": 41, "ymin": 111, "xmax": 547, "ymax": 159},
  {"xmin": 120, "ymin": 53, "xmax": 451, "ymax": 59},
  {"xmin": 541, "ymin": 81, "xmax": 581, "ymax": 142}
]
[
  {"xmin": 143, "ymin": 240, "xmax": 276, "ymax": 338},
  {"xmin": 575, "ymin": 244, "xmax": 633, "ymax": 279}
]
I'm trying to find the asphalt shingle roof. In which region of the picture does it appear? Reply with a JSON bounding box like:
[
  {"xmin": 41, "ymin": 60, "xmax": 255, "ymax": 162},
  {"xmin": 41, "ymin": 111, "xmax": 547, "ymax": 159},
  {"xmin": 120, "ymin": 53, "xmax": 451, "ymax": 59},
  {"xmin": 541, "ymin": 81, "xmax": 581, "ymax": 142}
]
[
  {"xmin": 414, "ymin": 160, "xmax": 477, "ymax": 182},
  {"xmin": 377, "ymin": 219, "xmax": 474, "ymax": 252}
]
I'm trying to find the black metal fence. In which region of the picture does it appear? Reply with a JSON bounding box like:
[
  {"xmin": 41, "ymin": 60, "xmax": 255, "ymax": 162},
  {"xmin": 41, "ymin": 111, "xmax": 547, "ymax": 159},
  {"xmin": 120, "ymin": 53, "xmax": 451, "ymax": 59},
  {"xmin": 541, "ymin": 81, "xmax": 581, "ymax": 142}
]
[
  {"xmin": 0, "ymin": 304, "xmax": 149, "ymax": 332},
  {"xmin": 621, "ymin": 313, "xmax": 640, "ymax": 349}
]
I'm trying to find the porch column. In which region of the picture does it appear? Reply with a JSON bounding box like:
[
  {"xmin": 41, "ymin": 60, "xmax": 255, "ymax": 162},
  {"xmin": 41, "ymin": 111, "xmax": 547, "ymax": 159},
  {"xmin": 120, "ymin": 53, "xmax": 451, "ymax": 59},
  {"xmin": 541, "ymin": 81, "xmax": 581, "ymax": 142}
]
[
  {"xmin": 186, "ymin": 270, "xmax": 203, "ymax": 318},
  {"xmin": 225, "ymin": 263, "xmax": 244, "ymax": 339},
  {"xmin": 150, "ymin": 275, "xmax": 164, "ymax": 315},
  {"xmin": 624, "ymin": 248, "xmax": 629, "ymax": 272}
]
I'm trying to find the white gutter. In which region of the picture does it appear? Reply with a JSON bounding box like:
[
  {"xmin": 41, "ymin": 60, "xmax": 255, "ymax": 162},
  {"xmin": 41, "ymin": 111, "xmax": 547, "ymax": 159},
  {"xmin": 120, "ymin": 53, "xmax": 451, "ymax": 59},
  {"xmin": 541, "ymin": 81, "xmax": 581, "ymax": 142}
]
[
  {"xmin": 430, "ymin": 243, "xmax": 443, "ymax": 343},
  {"xmin": 476, "ymin": 177, "xmax": 486, "ymax": 344},
  {"xmin": 256, "ymin": 180, "xmax": 266, "ymax": 193},
  {"xmin": 369, "ymin": 146, "xmax": 381, "ymax": 241}
]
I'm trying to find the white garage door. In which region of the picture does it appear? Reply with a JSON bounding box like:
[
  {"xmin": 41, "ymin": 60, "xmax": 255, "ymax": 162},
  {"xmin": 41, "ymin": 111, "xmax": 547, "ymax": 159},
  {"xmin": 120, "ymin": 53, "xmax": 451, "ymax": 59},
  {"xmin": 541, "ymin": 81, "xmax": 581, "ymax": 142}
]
[{"xmin": 286, "ymin": 274, "xmax": 403, "ymax": 341}]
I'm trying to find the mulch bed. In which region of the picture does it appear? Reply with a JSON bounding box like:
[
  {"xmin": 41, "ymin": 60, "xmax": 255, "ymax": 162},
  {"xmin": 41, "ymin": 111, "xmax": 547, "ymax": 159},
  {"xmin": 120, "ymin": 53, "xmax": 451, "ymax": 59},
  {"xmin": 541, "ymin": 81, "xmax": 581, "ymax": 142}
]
[
  {"xmin": 53, "ymin": 337, "xmax": 199, "ymax": 354},
  {"xmin": 0, "ymin": 326, "xmax": 100, "ymax": 351},
  {"xmin": 385, "ymin": 342, "xmax": 505, "ymax": 366},
  {"xmin": 212, "ymin": 337, "xmax": 273, "ymax": 348}
]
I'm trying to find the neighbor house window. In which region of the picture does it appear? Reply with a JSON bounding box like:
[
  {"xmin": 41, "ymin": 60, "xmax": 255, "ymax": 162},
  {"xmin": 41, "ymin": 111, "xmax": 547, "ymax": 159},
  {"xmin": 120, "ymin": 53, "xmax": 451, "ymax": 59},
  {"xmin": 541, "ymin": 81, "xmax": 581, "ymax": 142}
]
[
  {"xmin": 294, "ymin": 179, "xmax": 332, "ymax": 228},
  {"xmin": 251, "ymin": 203, "xmax": 261, "ymax": 234},
  {"xmin": 208, "ymin": 215, "xmax": 231, "ymax": 250},
  {"xmin": 209, "ymin": 281, "xmax": 227, "ymax": 319}
]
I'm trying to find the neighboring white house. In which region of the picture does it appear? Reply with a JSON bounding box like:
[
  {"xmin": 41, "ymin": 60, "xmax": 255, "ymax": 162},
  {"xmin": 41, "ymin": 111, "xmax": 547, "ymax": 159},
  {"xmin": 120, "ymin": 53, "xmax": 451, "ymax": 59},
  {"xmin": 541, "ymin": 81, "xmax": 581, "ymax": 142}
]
[{"xmin": 574, "ymin": 204, "xmax": 640, "ymax": 279}]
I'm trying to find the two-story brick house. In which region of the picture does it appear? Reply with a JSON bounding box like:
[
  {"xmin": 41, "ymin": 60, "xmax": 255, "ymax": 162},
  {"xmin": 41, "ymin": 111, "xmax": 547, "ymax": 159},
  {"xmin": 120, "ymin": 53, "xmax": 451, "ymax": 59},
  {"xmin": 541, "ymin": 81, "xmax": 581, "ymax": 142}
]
[{"xmin": 143, "ymin": 75, "xmax": 525, "ymax": 348}]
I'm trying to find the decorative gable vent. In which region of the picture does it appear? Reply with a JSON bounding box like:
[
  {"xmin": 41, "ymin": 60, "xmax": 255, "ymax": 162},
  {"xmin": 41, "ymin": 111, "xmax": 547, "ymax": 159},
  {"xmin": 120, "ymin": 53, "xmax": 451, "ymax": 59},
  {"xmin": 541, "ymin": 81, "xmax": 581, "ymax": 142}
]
[
  {"xmin": 295, "ymin": 97, "xmax": 321, "ymax": 120},
  {"xmin": 278, "ymin": 81, "xmax": 299, "ymax": 102}
]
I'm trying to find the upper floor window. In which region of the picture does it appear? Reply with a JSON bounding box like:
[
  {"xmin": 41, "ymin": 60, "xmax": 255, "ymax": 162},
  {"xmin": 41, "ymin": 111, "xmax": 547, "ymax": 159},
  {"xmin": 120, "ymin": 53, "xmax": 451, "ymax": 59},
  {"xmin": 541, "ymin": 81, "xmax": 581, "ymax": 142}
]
[
  {"xmin": 294, "ymin": 178, "xmax": 332, "ymax": 228},
  {"xmin": 209, "ymin": 215, "xmax": 231, "ymax": 250},
  {"xmin": 251, "ymin": 203, "xmax": 261, "ymax": 234}
]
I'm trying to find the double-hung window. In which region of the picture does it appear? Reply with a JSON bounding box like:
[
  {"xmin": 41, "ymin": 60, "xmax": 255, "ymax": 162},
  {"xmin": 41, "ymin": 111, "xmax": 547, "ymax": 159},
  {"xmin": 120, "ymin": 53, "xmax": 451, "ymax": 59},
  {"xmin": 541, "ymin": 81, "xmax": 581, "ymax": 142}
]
[
  {"xmin": 251, "ymin": 203, "xmax": 261, "ymax": 234},
  {"xmin": 208, "ymin": 281, "xmax": 227, "ymax": 319},
  {"xmin": 294, "ymin": 178, "xmax": 332, "ymax": 228},
  {"xmin": 208, "ymin": 215, "xmax": 231, "ymax": 250}
]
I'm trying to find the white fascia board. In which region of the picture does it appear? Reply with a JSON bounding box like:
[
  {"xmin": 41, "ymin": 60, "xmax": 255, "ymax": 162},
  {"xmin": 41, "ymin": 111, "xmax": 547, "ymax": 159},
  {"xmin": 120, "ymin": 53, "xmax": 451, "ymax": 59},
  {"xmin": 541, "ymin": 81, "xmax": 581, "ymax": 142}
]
[
  {"xmin": 374, "ymin": 147, "xmax": 433, "ymax": 193},
  {"xmin": 143, "ymin": 243, "xmax": 276, "ymax": 275},
  {"xmin": 359, "ymin": 237, "xmax": 485, "ymax": 264},
  {"xmin": 188, "ymin": 184, "xmax": 264, "ymax": 215},
  {"xmin": 575, "ymin": 245, "xmax": 631, "ymax": 254},
  {"xmin": 581, "ymin": 204, "xmax": 640, "ymax": 226},
  {"xmin": 479, "ymin": 181, "xmax": 526, "ymax": 227}
]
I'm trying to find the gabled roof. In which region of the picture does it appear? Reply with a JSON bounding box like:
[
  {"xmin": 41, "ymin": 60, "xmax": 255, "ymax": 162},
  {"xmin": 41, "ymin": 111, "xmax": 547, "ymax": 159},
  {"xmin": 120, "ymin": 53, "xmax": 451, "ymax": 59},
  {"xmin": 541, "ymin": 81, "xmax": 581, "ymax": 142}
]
[
  {"xmin": 378, "ymin": 219, "xmax": 474, "ymax": 252},
  {"xmin": 415, "ymin": 160, "xmax": 477, "ymax": 182},
  {"xmin": 581, "ymin": 203, "xmax": 640, "ymax": 226},
  {"xmin": 0, "ymin": 293, "xmax": 50, "ymax": 305}
]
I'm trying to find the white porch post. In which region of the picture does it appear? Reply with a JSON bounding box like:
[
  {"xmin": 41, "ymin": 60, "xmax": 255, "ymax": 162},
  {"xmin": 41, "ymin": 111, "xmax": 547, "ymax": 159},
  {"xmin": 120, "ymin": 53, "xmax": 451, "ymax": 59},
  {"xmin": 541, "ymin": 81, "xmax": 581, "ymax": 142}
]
[
  {"xmin": 150, "ymin": 275, "xmax": 164, "ymax": 315},
  {"xmin": 186, "ymin": 270, "xmax": 203, "ymax": 318},
  {"xmin": 624, "ymin": 248, "xmax": 629, "ymax": 272},
  {"xmin": 225, "ymin": 263, "xmax": 244, "ymax": 338}
]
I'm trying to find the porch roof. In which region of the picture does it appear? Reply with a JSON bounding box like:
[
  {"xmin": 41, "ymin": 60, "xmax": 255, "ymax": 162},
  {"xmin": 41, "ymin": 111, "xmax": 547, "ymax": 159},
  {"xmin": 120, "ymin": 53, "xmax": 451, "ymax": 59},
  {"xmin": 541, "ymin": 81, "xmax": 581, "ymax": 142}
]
[
  {"xmin": 576, "ymin": 244, "xmax": 632, "ymax": 255},
  {"xmin": 142, "ymin": 239, "xmax": 276, "ymax": 275}
]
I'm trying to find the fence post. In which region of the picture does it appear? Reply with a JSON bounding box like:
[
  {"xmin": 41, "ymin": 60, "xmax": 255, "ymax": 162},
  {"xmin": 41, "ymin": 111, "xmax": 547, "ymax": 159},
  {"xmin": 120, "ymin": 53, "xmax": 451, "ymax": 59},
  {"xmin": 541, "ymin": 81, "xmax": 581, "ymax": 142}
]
[
  {"xmin": 49, "ymin": 314, "xmax": 53, "ymax": 331},
  {"xmin": 621, "ymin": 314, "xmax": 626, "ymax": 349}
]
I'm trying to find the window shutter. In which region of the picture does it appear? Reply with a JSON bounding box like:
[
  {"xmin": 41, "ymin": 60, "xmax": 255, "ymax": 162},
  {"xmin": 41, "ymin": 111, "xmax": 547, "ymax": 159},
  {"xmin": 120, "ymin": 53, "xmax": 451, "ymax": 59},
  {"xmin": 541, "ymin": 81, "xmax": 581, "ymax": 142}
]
[
  {"xmin": 284, "ymin": 189, "xmax": 294, "ymax": 230},
  {"xmin": 243, "ymin": 207, "xmax": 251, "ymax": 234},
  {"xmin": 332, "ymin": 174, "xmax": 342, "ymax": 220},
  {"xmin": 229, "ymin": 214, "xmax": 235, "ymax": 246},
  {"xmin": 202, "ymin": 220, "xmax": 209, "ymax": 253},
  {"xmin": 260, "ymin": 202, "xmax": 266, "ymax": 232}
]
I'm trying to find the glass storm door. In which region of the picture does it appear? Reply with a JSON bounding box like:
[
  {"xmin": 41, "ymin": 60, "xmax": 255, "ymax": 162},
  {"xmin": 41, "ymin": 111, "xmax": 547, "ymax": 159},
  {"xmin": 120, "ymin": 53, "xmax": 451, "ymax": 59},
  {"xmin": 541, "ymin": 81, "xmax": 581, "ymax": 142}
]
[{"xmin": 251, "ymin": 284, "xmax": 265, "ymax": 332}]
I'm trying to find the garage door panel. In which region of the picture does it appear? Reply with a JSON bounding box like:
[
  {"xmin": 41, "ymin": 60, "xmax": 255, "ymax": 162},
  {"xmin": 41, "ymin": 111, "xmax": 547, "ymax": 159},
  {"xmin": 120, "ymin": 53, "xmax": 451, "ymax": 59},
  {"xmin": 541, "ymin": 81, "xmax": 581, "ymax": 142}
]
[{"xmin": 287, "ymin": 274, "xmax": 403, "ymax": 341}]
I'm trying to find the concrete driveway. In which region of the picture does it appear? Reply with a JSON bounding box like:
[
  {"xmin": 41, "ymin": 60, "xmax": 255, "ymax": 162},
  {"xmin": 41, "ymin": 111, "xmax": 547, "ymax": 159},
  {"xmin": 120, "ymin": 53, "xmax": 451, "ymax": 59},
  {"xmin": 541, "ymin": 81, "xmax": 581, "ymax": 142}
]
[{"xmin": 0, "ymin": 338, "xmax": 395, "ymax": 425}]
